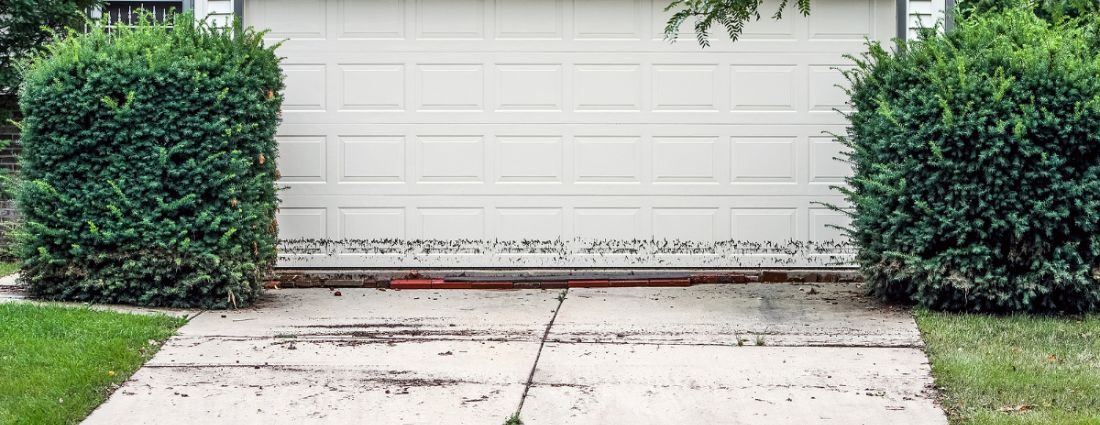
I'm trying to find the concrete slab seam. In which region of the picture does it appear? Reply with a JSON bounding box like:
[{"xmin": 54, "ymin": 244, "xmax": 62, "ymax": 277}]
[
  {"xmin": 515, "ymin": 288, "xmax": 568, "ymax": 417},
  {"xmin": 276, "ymin": 270, "xmax": 865, "ymax": 289}
]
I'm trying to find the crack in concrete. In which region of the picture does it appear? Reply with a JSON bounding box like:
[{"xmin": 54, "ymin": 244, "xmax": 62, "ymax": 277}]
[
  {"xmin": 164, "ymin": 333, "xmax": 921, "ymax": 350},
  {"xmin": 174, "ymin": 334, "xmax": 543, "ymax": 344},
  {"xmin": 543, "ymin": 339, "xmax": 925, "ymax": 349},
  {"xmin": 514, "ymin": 289, "xmax": 568, "ymax": 417}
]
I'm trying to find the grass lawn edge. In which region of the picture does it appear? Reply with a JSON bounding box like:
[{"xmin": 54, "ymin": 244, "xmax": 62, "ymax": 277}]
[
  {"xmin": 0, "ymin": 302, "xmax": 187, "ymax": 424},
  {"xmin": 914, "ymin": 309, "xmax": 1100, "ymax": 425}
]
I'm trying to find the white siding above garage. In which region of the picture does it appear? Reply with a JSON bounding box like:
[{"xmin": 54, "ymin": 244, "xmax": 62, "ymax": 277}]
[
  {"xmin": 239, "ymin": 0, "xmax": 899, "ymax": 268},
  {"xmin": 200, "ymin": 0, "xmax": 944, "ymax": 38}
]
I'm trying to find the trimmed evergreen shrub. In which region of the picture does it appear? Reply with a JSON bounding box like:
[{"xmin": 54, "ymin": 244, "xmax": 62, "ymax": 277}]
[
  {"xmin": 17, "ymin": 15, "xmax": 283, "ymax": 308},
  {"xmin": 957, "ymin": 0, "xmax": 1098, "ymax": 23},
  {"xmin": 839, "ymin": 9, "xmax": 1100, "ymax": 312}
]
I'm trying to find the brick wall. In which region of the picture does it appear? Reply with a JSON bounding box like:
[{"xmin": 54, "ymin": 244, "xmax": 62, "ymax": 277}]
[
  {"xmin": 0, "ymin": 128, "xmax": 19, "ymax": 173},
  {"xmin": 0, "ymin": 126, "xmax": 19, "ymax": 257}
]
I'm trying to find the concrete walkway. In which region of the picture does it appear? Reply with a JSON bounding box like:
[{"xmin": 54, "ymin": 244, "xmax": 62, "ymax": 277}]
[{"xmin": 82, "ymin": 282, "xmax": 947, "ymax": 425}]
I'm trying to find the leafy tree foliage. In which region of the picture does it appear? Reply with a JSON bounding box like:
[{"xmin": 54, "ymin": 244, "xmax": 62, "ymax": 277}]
[
  {"xmin": 839, "ymin": 8, "xmax": 1100, "ymax": 312},
  {"xmin": 17, "ymin": 14, "xmax": 283, "ymax": 308},
  {"xmin": 0, "ymin": 0, "xmax": 101, "ymax": 121},
  {"xmin": 663, "ymin": 0, "xmax": 810, "ymax": 46},
  {"xmin": 660, "ymin": 0, "xmax": 1100, "ymax": 47}
]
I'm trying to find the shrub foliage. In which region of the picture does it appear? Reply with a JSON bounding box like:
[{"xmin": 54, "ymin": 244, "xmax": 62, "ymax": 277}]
[
  {"xmin": 840, "ymin": 9, "xmax": 1100, "ymax": 312},
  {"xmin": 17, "ymin": 15, "xmax": 283, "ymax": 308},
  {"xmin": 957, "ymin": 0, "xmax": 1098, "ymax": 22},
  {"xmin": 0, "ymin": 0, "xmax": 102, "ymax": 121}
]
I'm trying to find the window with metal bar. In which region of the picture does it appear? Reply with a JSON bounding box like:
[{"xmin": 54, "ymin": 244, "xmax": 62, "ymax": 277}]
[{"xmin": 88, "ymin": 1, "xmax": 186, "ymax": 30}]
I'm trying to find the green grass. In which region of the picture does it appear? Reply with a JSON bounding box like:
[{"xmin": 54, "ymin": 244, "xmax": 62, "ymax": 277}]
[
  {"xmin": 0, "ymin": 262, "xmax": 17, "ymax": 277},
  {"xmin": 915, "ymin": 310, "xmax": 1100, "ymax": 425},
  {"xmin": 0, "ymin": 303, "xmax": 185, "ymax": 425}
]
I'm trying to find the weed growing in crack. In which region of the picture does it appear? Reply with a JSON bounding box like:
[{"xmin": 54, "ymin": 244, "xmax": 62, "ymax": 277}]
[
  {"xmin": 556, "ymin": 289, "xmax": 568, "ymax": 302},
  {"xmin": 504, "ymin": 413, "xmax": 524, "ymax": 425}
]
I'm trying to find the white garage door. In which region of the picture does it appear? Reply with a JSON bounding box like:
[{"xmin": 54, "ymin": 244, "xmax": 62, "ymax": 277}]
[{"xmin": 244, "ymin": 0, "xmax": 895, "ymax": 268}]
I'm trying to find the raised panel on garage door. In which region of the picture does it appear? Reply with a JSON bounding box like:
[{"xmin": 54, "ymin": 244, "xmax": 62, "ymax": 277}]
[{"xmin": 245, "ymin": 0, "xmax": 895, "ymax": 268}]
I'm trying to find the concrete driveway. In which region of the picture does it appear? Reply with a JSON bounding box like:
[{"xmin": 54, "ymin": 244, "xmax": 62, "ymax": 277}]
[{"xmin": 82, "ymin": 282, "xmax": 947, "ymax": 425}]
